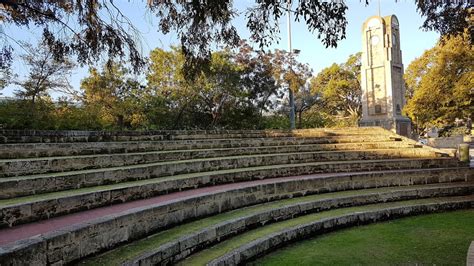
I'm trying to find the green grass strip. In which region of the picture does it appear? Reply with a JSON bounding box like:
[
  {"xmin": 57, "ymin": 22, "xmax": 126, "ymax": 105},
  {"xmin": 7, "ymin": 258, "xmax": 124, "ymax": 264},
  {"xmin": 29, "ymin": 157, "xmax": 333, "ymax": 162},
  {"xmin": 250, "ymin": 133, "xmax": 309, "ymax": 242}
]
[
  {"xmin": 179, "ymin": 197, "xmax": 471, "ymax": 266},
  {"xmin": 77, "ymin": 185, "xmax": 467, "ymax": 266},
  {"xmin": 251, "ymin": 209, "xmax": 474, "ymax": 266}
]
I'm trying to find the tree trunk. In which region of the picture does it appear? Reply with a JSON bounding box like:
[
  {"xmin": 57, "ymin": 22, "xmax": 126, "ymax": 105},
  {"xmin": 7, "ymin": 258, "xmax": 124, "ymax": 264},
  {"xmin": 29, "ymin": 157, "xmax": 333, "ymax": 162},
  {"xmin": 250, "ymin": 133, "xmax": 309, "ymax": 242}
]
[{"xmin": 297, "ymin": 111, "xmax": 302, "ymax": 129}]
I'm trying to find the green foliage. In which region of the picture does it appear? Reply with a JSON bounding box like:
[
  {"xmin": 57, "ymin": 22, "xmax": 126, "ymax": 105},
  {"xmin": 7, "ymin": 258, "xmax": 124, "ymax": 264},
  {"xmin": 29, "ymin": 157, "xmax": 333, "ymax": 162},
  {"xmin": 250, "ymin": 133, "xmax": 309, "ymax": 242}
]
[
  {"xmin": 0, "ymin": 56, "xmax": 13, "ymax": 91},
  {"xmin": 0, "ymin": 43, "xmax": 364, "ymax": 131},
  {"xmin": 261, "ymin": 115, "xmax": 290, "ymax": 129},
  {"xmin": 0, "ymin": 99, "xmax": 53, "ymax": 129},
  {"xmin": 49, "ymin": 100, "xmax": 103, "ymax": 130},
  {"xmin": 146, "ymin": 44, "xmax": 285, "ymax": 129},
  {"xmin": 1, "ymin": 1, "xmax": 470, "ymax": 77},
  {"xmin": 0, "ymin": 98, "xmax": 105, "ymax": 130},
  {"xmin": 310, "ymin": 53, "xmax": 361, "ymax": 126},
  {"xmin": 404, "ymin": 31, "xmax": 473, "ymax": 132},
  {"xmin": 15, "ymin": 43, "xmax": 75, "ymax": 104},
  {"xmin": 81, "ymin": 63, "xmax": 148, "ymax": 130}
]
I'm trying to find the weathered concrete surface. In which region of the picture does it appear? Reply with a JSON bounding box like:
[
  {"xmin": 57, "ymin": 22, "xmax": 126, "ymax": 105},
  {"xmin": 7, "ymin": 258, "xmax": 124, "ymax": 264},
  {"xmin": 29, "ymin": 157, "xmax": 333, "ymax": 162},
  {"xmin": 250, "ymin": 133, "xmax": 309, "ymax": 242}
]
[
  {"xmin": 1, "ymin": 166, "xmax": 471, "ymax": 227},
  {"xmin": 427, "ymin": 136, "xmax": 464, "ymax": 149},
  {"xmin": 1, "ymin": 186, "xmax": 472, "ymax": 266},
  {"xmin": 0, "ymin": 127, "xmax": 391, "ymax": 144},
  {"xmin": 0, "ymin": 145, "xmax": 433, "ymax": 176},
  {"xmin": 0, "ymin": 156, "xmax": 462, "ymax": 200},
  {"xmin": 123, "ymin": 185, "xmax": 473, "ymax": 266},
  {"xmin": 467, "ymin": 241, "xmax": 474, "ymax": 266},
  {"xmin": 208, "ymin": 197, "xmax": 474, "ymax": 266},
  {"xmin": 0, "ymin": 127, "xmax": 467, "ymax": 265},
  {"xmin": 0, "ymin": 135, "xmax": 403, "ymax": 159},
  {"xmin": 0, "ymin": 174, "xmax": 472, "ymax": 265}
]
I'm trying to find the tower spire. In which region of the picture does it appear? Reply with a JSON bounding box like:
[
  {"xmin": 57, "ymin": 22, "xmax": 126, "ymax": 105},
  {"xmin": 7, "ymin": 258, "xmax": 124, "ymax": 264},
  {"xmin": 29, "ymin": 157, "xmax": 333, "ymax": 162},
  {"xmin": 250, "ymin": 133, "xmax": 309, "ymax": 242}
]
[{"xmin": 378, "ymin": 0, "xmax": 381, "ymax": 17}]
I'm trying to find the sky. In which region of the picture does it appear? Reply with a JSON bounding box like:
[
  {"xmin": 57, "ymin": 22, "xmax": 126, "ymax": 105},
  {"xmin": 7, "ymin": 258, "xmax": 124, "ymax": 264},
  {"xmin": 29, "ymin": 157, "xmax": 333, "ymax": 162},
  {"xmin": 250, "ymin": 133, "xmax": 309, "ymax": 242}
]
[{"xmin": 2, "ymin": 0, "xmax": 439, "ymax": 98}]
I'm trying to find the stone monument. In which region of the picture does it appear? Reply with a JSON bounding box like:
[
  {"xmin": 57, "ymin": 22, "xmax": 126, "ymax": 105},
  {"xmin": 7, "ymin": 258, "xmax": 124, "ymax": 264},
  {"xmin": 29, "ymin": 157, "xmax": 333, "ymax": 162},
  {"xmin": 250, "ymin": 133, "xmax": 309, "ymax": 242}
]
[{"xmin": 359, "ymin": 15, "xmax": 411, "ymax": 137}]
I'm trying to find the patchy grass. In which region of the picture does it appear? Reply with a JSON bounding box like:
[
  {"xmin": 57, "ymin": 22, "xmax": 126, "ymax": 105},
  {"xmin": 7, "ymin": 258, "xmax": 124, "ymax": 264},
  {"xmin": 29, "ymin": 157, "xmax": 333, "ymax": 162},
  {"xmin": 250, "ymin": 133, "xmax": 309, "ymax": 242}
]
[
  {"xmin": 252, "ymin": 209, "xmax": 474, "ymax": 266},
  {"xmin": 77, "ymin": 187, "xmax": 452, "ymax": 265},
  {"xmin": 179, "ymin": 198, "xmax": 467, "ymax": 265}
]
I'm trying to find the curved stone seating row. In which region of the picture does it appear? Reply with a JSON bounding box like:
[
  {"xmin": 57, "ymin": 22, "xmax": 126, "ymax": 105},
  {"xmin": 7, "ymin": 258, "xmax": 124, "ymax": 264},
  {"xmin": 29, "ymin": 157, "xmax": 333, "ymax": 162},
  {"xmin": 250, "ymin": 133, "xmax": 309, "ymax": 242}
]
[
  {"xmin": 0, "ymin": 127, "xmax": 471, "ymax": 265},
  {"xmin": 0, "ymin": 127, "xmax": 390, "ymax": 144},
  {"xmin": 204, "ymin": 197, "xmax": 473, "ymax": 266},
  {"xmin": 0, "ymin": 169, "xmax": 472, "ymax": 264},
  {"xmin": 0, "ymin": 134, "xmax": 404, "ymax": 159},
  {"xmin": 1, "ymin": 161, "xmax": 467, "ymax": 227},
  {"xmin": 1, "ymin": 147, "xmax": 456, "ymax": 198},
  {"xmin": 0, "ymin": 143, "xmax": 427, "ymax": 176},
  {"xmin": 84, "ymin": 185, "xmax": 472, "ymax": 266}
]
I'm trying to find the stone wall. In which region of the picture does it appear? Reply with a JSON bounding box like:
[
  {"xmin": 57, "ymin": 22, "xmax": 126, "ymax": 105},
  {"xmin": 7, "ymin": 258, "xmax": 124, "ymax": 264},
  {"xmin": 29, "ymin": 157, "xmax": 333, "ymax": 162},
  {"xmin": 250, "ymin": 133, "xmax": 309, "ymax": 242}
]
[
  {"xmin": 0, "ymin": 170, "xmax": 472, "ymax": 264},
  {"xmin": 127, "ymin": 186, "xmax": 472, "ymax": 265},
  {"xmin": 208, "ymin": 199, "xmax": 472, "ymax": 265},
  {"xmin": 1, "ymin": 164, "xmax": 469, "ymax": 227},
  {"xmin": 0, "ymin": 128, "xmax": 390, "ymax": 143}
]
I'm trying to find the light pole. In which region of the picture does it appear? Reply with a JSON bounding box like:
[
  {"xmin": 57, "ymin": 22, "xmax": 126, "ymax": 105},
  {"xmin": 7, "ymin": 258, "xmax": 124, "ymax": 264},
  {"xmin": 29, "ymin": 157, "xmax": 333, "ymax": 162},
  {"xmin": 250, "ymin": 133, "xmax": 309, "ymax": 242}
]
[
  {"xmin": 287, "ymin": 0, "xmax": 295, "ymax": 129},
  {"xmin": 286, "ymin": 0, "xmax": 299, "ymax": 129}
]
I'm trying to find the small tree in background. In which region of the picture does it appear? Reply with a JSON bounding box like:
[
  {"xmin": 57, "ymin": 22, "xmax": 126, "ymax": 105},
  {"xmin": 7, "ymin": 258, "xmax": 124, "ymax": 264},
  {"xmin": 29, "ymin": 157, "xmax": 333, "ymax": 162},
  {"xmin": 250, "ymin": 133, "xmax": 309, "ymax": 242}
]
[
  {"xmin": 310, "ymin": 53, "xmax": 361, "ymax": 127},
  {"xmin": 81, "ymin": 63, "xmax": 146, "ymax": 129},
  {"xmin": 15, "ymin": 43, "xmax": 75, "ymax": 104}
]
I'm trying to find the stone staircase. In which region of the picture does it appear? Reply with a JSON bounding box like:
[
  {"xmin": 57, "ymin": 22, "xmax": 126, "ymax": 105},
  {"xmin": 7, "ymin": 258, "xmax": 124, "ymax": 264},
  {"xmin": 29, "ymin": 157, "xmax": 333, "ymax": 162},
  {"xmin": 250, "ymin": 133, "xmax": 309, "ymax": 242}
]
[{"xmin": 0, "ymin": 127, "xmax": 472, "ymax": 265}]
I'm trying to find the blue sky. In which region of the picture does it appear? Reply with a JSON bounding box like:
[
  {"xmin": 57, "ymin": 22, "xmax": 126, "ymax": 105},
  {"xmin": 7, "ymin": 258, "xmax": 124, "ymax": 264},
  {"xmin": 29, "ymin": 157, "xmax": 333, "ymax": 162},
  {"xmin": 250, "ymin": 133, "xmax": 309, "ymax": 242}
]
[{"xmin": 2, "ymin": 0, "xmax": 439, "ymax": 97}]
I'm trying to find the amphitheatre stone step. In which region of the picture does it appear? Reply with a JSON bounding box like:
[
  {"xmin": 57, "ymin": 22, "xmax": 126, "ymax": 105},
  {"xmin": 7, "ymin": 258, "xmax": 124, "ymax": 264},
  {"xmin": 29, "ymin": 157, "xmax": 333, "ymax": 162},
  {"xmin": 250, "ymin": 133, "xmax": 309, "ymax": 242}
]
[
  {"xmin": 78, "ymin": 183, "xmax": 473, "ymax": 266},
  {"xmin": 0, "ymin": 135, "xmax": 404, "ymax": 159},
  {"xmin": 0, "ymin": 127, "xmax": 391, "ymax": 144},
  {"xmin": 1, "ymin": 189, "xmax": 472, "ymax": 266},
  {"xmin": 0, "ymin": 165, "xmax": 471, "ymax": 229},
  {"xmin": 0, "ymin": 127, "xmax": 467, "ymax": 265},
  {"xmin": 0, "ymin": 146, "xmax": 441, "ymax": 177},
  {"xmin": 183, "ymin": 196, "xmax": 474, "ymax": 266},
  {"xmin": 0, "ymin": 155, "xmax": 463, "ymax": 201}
]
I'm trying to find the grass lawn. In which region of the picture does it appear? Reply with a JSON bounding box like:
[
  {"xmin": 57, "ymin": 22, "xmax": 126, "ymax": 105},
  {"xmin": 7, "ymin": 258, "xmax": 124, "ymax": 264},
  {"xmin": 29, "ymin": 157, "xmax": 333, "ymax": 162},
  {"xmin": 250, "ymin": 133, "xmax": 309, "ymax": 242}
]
[{"xmin": 251, "ymin": 209, "xmax": 474, "ymax": 266}]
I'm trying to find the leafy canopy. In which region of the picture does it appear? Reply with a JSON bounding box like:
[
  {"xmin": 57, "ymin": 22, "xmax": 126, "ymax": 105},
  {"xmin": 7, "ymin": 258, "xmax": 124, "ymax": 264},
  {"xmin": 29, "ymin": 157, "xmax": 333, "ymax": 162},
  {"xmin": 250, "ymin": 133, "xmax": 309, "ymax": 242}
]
[
  {"xmin": 404, "ymin": 31, "xmax": 473, "ymax": 130},
  {"xmin": 1, "ymin": 1, "xmax": 471, "ymax": 75},
  {"xmin": 310, "ymin": 52, "xmax": 361, "ymax": 119}
]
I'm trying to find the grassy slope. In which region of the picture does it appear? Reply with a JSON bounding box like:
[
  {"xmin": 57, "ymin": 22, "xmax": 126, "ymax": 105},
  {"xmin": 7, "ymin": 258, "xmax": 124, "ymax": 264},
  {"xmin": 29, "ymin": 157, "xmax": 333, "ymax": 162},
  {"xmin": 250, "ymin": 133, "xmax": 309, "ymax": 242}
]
[{"xmin": 251, "ymin": 209, "xmax": 474, "ymax": 266}]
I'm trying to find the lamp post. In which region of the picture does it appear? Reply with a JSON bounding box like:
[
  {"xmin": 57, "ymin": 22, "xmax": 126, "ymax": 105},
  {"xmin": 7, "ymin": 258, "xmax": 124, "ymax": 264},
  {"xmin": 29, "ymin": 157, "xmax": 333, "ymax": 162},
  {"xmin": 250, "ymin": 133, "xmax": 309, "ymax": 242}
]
[
  {"xmin": 287, "ymin": 0, "xmax": 300, "ymax": 129},
  {"xmin": 287, "ymin": 0, "xmax": 295, "ymax": 129}
]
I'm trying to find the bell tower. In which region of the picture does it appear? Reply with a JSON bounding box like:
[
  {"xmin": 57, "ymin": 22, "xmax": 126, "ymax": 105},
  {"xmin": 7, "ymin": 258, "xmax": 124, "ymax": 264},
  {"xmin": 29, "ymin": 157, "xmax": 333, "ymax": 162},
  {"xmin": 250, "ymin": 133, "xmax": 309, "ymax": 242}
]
[{"xmin": 359, "ymin": 15, "xmax": 411, "ymax": 137}]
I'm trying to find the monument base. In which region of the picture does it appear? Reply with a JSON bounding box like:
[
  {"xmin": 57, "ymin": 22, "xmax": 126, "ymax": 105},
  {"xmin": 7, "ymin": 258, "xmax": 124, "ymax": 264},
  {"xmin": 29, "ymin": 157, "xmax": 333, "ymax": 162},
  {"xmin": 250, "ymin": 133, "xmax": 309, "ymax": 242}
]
[{"xmin": 359, "ymin": 116, "xmax": 412, "ymax": 138}]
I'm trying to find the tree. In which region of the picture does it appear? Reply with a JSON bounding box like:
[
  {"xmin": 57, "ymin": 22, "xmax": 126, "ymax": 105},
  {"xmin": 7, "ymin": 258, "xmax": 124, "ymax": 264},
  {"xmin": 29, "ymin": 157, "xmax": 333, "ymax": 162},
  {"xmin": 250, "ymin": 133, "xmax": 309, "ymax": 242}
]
[
  {"xmin": 404, "ymin": 31, "xmax": 473, "ymax": 132},
  {"xmin": 148, "ymin": 43, "xmax": 323, "ymax": 129},
  {"xmin": 268, "ymin": 49, "xmax": 314, "ymax": 128},
  {"xmin": 14, "ymin": 43, "xmax": 74, "ymax": 104},
  {"xmin": 0, "ymin": 0, "xmax": 145, "ymax": 72},
  {"xmin": 147, "ymin": 47, "xmax": 200, "ymax": 128},
  {"xmin": 415, "ymin": 1, "xmax": 473, "ymax": 42},
  {"xmin": 2, "ymin": 1, "xmax": 469, "ymax": 76},
  {"xmin": 294, "ymin": 83, "xmax": 319, "ymax": 128},
  {"xmin": 233, "ymin": 41, "xmax": 281, "ymax": 124},
  {"xmin": 310, "ymin": 53, "xmax": 361, "ymax": 125},
  {"xmin": 147, "ymin": 46, "xmax": 266, "ymax": 129},
  {"xmin": 0, "ymin": 58, "xmax": 12, "ymax": 91},
  {"xmin": 0, "ymin": 34, "xmax": 13, "ymax": 91},
  {"xmin": 81, "ymin": 63, "xmax": 146, "ymax": 129}
]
